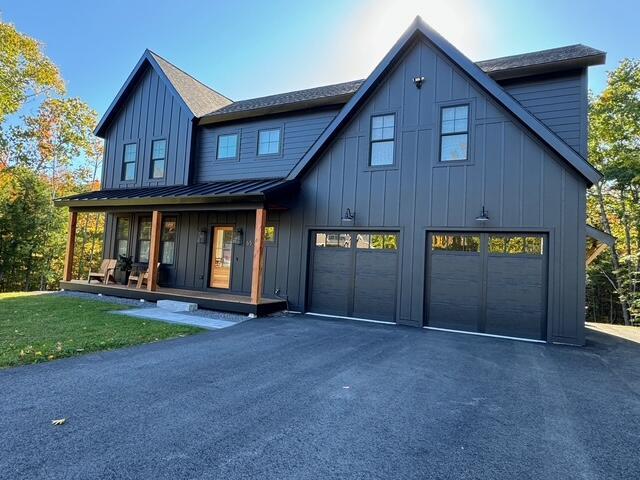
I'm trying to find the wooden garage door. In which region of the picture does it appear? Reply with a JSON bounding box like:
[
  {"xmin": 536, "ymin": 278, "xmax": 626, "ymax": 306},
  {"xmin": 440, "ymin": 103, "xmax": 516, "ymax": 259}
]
[
  {"xmin": 308, "ymin": 231, "xmax": 398, "ymax": 322},
  {"xmin": 427, "ymin": 232, "xmax": 547, "ymax": 340}
]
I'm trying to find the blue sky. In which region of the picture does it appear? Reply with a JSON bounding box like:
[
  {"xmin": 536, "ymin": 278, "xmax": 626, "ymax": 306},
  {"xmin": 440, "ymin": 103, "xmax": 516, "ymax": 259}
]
[{"xmin": 1, "ymin": 0, "xmax": 637, "ymax": 120}]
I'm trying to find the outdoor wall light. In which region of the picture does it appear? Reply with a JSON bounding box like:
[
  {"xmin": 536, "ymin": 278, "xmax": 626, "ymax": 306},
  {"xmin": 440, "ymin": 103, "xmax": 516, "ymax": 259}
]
[
  {"xmin": 413, "ymin": 76, "xmax": 425, "ymax": 89},
  {"xmin": 341, "ymin": 208, "xmax": 355, "ymax": 222},
  {"xmin": 475, "ymin": 206, "xmax": 490, "ymax": 222},
  {"xmin": 197, "ymin": 228, "xmax": 208, "ymax": 244}
]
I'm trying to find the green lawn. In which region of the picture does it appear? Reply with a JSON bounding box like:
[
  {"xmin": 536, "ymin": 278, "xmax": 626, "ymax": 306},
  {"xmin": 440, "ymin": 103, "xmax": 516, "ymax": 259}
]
[{"xmin": 0, "ymin": 292, "xmax": 203, "ymax": 369}]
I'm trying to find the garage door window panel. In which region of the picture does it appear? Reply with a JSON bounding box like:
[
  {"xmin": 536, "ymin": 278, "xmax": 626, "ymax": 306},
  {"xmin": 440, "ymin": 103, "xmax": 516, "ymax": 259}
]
[
  {"xmin": 432, "ymin": 234, "xmax": 480, "ymax": 253},
  {"xmin": 316, "ymin": 232, "xmax": 351, "ymax": 248},
  {"xmin": 488, "ymin": 235, "xmax": 544, "ymax": 256}
]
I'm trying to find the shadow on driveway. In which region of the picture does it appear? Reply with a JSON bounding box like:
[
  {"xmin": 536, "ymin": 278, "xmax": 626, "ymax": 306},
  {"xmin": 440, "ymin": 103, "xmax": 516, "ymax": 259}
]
[{"xmin": 1, "ymin": 315, "xmax": 639, "ymax": 479}]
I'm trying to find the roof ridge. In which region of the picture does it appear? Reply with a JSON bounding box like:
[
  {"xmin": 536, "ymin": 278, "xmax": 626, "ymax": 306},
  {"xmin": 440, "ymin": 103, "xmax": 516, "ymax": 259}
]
[{"xmin": 147, "ymin": 49, "xmax": 233, "ymax": 102}]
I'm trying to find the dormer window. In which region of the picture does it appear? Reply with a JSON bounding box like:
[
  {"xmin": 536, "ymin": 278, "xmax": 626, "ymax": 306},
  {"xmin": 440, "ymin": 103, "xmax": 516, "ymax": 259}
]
[
  {"xmin": 150, "ymin": 139, "xmax": 166, "ymax": 178},
  {"xmin": 217, "ymin": 134, "xmax": 238, "ymax": 159},
  {"xmin": 121, "ymin": 143, "xmax": 137, "ymax": 181},
  {"xmin": 258, "ymin": 128, "xmax": 281, "ymax": 156}
]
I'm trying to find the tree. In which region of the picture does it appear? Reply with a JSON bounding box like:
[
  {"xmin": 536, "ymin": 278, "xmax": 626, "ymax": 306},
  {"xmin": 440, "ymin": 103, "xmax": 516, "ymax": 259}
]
[
  {"xmin": 0, "ymin": 166, "xmax": 64, "ymax": 291},
  {"xmin": 0, "ymin": 20, "xmax": 65, "ymax": 123},
  {"xmin": 0, "ymin": 19, "xmax": 104, "ymax": 291},
  {"xmin": 588, "ymin": 59, "xmax": 640, "ymax": 325}
]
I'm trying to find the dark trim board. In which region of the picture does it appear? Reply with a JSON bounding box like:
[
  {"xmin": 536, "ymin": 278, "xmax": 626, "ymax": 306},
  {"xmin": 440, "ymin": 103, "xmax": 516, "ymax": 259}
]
[{"xmin": 60, "ymin": 281, "xmax": 286, "ymax": 316}]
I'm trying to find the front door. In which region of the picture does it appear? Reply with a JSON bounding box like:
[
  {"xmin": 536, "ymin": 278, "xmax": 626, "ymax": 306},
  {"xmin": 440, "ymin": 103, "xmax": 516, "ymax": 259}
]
[{"xmin": 210, "ymin": 226, "xmax": 234, "ymax": 289}]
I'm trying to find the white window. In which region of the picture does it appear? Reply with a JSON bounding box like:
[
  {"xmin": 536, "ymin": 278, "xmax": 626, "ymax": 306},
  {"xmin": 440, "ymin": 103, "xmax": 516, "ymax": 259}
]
[
  {"xmin": 217, "ymin": 134, "xmax": 238, "ymax": 159},
  {"xmin": 258, "ymin": 128, "xmax": 281, "ymax": 155}
]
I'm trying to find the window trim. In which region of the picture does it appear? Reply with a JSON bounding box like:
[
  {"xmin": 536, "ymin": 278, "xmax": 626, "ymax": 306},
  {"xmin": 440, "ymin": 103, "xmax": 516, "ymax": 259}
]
[
  {"xmin": 368, "ymin": 113, "xmax": 397, "ymax": 168},
  {"xmin": 114, "ymin": 216, "xmax": 131, "ymax": 258},
  {"xmin": 121, "ymin": 141, "xmax": 138, "ymax": 182},
  {"xmin": 436, "ymin": 101, "xmax": 473, "ymax": 166},
  {"xmin": 149, "ymin": 138, "xmax": 167, "ymax": 179},
  {"xmin": 216, "ymin": 132, "xmax": 240, "ymax": 161},
  {"xmin": 256, "ymin": 127, "xmax": 283, "ymax": 157}
]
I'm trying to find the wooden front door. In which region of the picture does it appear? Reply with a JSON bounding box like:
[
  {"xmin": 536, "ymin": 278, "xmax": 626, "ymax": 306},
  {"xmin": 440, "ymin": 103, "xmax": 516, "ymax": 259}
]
[{"xmin": 210, "ymin": 226, "xmax": 234, "ymax": 289}]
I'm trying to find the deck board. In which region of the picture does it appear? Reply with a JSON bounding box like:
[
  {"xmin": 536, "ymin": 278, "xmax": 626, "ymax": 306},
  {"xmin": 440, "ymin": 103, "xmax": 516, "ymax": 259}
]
[{"xmin": 60, "ymin": 280, "xmax": 286, "ymax": 316}]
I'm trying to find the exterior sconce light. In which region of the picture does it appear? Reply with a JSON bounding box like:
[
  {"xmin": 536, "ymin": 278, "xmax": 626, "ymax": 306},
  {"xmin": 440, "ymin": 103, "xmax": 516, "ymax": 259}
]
[
  {"xmin": 475, "ymin": 206, "xmax": 490, "ymax": 222},
  {"xmin": 198, "ymin": 228, "xmax": 208, "ymax": 244},
  {"xmin": 341, "ymin": 208, "xmax": 355, "ymax": 222},
  {"xmin": 233, "ymin": 228, "xmax": 244, "ymax": 245},
  {"xmin": 413, "ymin": 76, "xmax": 425, "ymax": 89}
]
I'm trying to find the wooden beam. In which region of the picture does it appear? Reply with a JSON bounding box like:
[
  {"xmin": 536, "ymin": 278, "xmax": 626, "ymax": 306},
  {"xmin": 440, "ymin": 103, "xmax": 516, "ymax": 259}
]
[
  {"xmin": 586, "ymin": 242, "xmax": 608, "ymax": 267},
  {"xmin": 250, "ymin": 208, "xmax": 267, "ymax": 305},
  {"xmin": 62, "ymin": 211, "xmax": 78, "ymax": 282},
  {"xmin": 147, "ymin": 210, "xmax": 162, "ymax": 292}
]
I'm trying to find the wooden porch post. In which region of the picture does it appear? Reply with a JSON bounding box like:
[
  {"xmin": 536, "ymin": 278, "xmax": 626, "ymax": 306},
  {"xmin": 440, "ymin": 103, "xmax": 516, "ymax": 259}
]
[
  {"xmin": 63, "ymin": 210, "xmax": 78, "ymax": 281},
  {"xmin": 250, "ymin": 208, "xmax": 267, "ymax": 305},
  {"xmin": 147, "ymin": 210, "xmax": 162, "ymax": 292}
]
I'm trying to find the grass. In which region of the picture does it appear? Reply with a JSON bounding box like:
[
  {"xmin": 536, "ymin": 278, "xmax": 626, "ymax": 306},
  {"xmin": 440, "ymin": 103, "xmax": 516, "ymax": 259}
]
[{"xmin": 0, "ymin": 292, "xmax": 204, "ymax": 369}]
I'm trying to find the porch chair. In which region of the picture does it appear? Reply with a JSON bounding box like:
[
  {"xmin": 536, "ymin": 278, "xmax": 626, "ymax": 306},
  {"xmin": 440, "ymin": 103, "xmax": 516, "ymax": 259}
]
[
  {"xmin": 127, "ymin": 263, "xmax": 160, "ymax": 289},
  {"xmin": 87, "ymin": 259, "xmax": 117, "ymax": 284}
]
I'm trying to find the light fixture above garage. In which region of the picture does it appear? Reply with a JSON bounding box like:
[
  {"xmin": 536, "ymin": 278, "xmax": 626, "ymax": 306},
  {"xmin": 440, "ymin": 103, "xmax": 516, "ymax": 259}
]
[
  {"xmin": 412, "ymin": 76, "xmax": 425, "ymax": 89},
  {"xmin": 475, "ymin": 206, "xmax": 490, "ymax": 222},
  {"xmin": 341, "ymin": 208, "xmax": 355, "ymax": 222}
]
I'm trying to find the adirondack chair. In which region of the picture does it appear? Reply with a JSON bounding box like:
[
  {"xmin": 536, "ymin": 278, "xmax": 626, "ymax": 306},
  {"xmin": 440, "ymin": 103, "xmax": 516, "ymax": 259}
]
[
  {"xmin": 87, "ymin": 259, "xmax": 117, "ymax": 284},
  {"xmin": 127, "ymin": 263, "xmax": 160, "ymax": 289}
]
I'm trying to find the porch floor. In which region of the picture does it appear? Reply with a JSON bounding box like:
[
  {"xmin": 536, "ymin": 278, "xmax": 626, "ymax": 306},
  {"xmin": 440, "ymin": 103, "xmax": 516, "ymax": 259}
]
[{"xmin": 60, "ymin": 280, "xmax": 287, "ymax": 316}]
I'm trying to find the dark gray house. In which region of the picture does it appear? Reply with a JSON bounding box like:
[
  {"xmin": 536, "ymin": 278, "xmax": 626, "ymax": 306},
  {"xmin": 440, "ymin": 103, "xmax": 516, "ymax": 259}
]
[{"xmin": 57, "ymin": 17, "xmax": 609, "ymax": 345}]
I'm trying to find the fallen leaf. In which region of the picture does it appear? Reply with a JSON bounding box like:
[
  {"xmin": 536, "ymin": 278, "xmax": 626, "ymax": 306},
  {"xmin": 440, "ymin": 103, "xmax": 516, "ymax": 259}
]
[{"xmin": 51, "ymin": 418, "xmax": 66, "ymax": 426}]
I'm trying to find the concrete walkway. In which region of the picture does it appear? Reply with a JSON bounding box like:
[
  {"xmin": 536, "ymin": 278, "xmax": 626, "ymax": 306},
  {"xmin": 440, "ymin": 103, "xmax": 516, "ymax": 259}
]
[{"xmin": 115, "ymin": 307, "xmax": 242, "ymax": 330}]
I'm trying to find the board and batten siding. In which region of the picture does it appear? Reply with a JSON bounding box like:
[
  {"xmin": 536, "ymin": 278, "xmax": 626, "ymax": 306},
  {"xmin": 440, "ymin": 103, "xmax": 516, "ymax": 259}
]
[
  {"xmin": 500, "ymin": 70, "xmax": 588, "ymax": 157},
  {"xmin": 194, "ymin": 109, "xmax": 339, "ymax": 181},
  {"xmin": 100, "ymin": 38, "xmax": 590, "ymax": 345},
  {"xmin": 263, "ymin": 37, "xmax": 588, "ymax": 345},
  {"xmin": 101, "ymin": 65, "xmax": 194, "ymax": 190}
]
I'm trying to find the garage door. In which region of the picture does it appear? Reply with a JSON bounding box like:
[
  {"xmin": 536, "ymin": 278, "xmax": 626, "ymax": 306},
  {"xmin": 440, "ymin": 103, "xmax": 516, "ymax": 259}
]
[
  {"xmin": 308, "ymin": 231, "xmax": 398, "ymax": 322},
  {"xmin": 427, "ymin": 232, "xmax": 547, "ymax": 340}
]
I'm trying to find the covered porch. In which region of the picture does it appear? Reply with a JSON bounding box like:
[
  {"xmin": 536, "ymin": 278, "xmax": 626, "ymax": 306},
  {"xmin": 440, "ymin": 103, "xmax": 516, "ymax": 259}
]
[{"xmin": 55, "ymin": 179, "xmax": 295, "ymax": 316}]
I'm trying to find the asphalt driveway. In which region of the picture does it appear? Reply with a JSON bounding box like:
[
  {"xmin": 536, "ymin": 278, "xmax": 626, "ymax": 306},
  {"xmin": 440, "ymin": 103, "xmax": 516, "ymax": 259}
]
[{"xmin": 1, "ymin": 315, "xmax": 639, "ymax": 480}]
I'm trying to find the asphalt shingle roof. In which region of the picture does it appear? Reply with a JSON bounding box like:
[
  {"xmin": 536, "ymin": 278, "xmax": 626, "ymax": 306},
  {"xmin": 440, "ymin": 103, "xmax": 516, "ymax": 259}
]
[
  {"xmin": 202, "ymin": 79, "xmax": 365, "ymax": 119},
  {"xmin": 476, "ymin": 44, "xmax": 605, "ymax": 74},
  {"xmin": 149, "ymin": 51, "xmax": 232, "ymax": 117}
]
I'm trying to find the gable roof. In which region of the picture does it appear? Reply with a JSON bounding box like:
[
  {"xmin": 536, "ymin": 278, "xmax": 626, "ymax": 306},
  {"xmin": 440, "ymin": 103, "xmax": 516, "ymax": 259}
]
[
  {"xmin": 286, "ymin": 16, "xmax": 602, "ymax": 186},
  {"xmin": 94, "ymin": 50, "xmax": 231, "ymax": 137},
  {"xmin": 148, "ymin": 51, "xmax": 232, "ymax": 116},
  {"xmin": 199, "ymin": 79, "xmax": 364, "ymax": 125}
]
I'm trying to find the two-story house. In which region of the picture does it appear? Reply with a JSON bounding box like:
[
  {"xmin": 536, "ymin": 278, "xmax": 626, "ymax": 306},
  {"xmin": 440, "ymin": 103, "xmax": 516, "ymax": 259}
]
[{"xmin": 56, "ymin": 17, "xmax": 609, "ymax": 345}]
